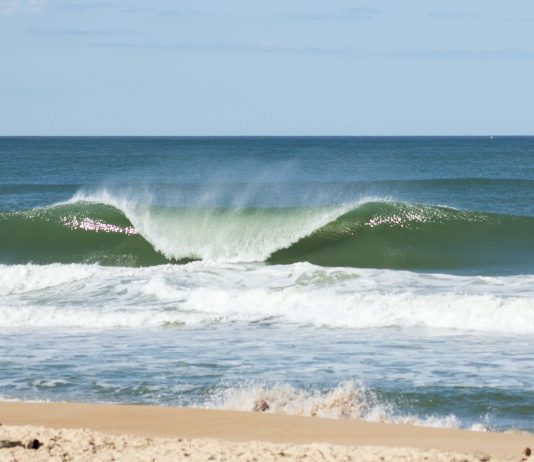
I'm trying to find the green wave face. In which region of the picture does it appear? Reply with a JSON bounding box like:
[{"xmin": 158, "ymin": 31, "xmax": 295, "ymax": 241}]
[
  {"xmin": 268, "ymin": 202, "xmax": 534, "ymax": 273},
  {"xmin": 0, "ymin": 203, "xmax": 173, "ymax": 266},
  {"xmin": 2, "ymin": 201, "xmax": 534, "ymax": 273}
]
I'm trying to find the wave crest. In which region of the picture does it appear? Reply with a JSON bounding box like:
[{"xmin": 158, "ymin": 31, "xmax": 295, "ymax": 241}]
[{"xmin": 1, "ymin": 192, "xmax": 534, "ymax": 272}]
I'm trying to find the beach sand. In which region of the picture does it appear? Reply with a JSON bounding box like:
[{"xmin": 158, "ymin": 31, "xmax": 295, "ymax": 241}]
[{"xmin": 1, "ymin": 401, "xmax": 533, "ymax": 461}]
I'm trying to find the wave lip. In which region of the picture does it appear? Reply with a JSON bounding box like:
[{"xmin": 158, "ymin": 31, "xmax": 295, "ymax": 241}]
[{"xmin": 1, "ymin": 193, "xmax": 534, "ymax": 273}]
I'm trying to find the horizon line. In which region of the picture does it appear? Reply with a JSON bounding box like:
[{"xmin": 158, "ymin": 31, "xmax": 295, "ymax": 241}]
[{"xmin": 1, "ymin": 134, "xmax": 533, "ymax": 138}]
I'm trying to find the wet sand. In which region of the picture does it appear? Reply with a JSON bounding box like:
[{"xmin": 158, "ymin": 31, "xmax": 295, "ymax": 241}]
[{"xmin": 1, "ymin": 401, "xmax": 533, "ymax": 461}]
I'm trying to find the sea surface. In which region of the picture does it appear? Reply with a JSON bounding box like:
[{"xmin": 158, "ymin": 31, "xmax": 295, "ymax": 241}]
[{"xmin": 1, "ymin": 136, "xmax": 534, "ymax": 431}]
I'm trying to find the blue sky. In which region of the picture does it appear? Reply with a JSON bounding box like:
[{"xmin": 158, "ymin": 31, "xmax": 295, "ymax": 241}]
[{"xmin": 1, "ymin": 0, "xmax": 533, "ymax": 135}]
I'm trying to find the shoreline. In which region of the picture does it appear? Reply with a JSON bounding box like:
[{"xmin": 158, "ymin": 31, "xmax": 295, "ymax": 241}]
[{"xmin": 1, "ymin": 401, "xmax": 533, "ymax": 461}]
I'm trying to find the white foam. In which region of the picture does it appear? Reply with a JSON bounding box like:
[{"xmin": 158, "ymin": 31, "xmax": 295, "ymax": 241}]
[
  {"xmin": 207, "ymin": 381, "xmax": 386, "ymax": 420},
  {"xmin": 1, "ymin": 262, "xmax": 534, "ymax": 333},
  {"xmin": 0, "ymin": 264, "xmax": 97, "ymax": 296},
  {"xmin": 206, "ymin": 381, "xmax": 485, "ymax": 430}
]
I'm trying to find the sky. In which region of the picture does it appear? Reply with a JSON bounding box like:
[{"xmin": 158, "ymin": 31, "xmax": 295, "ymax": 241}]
[{"xmin": 1, "ymin": 0, "xmax": 533, "ymax": 135}]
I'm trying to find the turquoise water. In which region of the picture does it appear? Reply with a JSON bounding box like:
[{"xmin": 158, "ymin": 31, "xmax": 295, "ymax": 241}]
[{"xmin": 1, "ymin": 136, "xmax": 534, "ymax": 430}]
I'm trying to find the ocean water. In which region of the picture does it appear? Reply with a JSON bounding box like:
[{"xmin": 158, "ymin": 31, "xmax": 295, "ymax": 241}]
[{"xmin": 1, "ymin": 136, "xmax": 534, "ymax": 431}]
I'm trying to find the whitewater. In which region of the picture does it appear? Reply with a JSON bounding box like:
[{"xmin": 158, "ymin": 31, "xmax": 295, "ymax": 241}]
[{"xmin": 2, "ymin": 261, "xmax": 534, "ymax": 333}]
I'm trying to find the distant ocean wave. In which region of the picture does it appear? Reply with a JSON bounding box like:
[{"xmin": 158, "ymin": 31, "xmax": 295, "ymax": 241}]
[{"xmin": 1, "ymin": 190, "xmax": 534, "ymax": 272}]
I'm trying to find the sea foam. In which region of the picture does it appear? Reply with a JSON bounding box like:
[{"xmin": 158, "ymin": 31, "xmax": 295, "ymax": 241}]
[
  {"xmin": 1, "ymin": 262, "xmax": 534, "ymax": 334},
  {"xmin": 206, "ymin": 381, "xmax": 486, "ymax": 430}
]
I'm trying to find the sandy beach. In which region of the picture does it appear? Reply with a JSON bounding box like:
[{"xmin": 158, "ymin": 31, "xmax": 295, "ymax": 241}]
[{"xmin": 1, "ymin": 401, "xmax": 533, "ymax": 461}]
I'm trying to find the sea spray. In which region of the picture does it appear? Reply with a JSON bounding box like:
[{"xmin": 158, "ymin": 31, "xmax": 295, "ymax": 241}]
[
  {"xmin": 207, "ymin": 381, "xmax": 392, "ymax": 420},
  {"xmin": 206, "ymin": 381, "xmax": 483, "ymax": 429},
  {"xmin": 69, "ymin": 189, "xmax": 356, "ymax": 262}
]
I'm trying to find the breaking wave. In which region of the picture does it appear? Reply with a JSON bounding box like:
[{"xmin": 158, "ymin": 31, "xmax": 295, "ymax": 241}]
[
  {"xmin": 1, "ymin": 191, "xmax": 534, "ymax": 272},
  {"xmin": 206, "ymin": 381, "xmax": 488, "ymax": 430},
  {"xmin": 2, "ymin": 262, "xmax": 534, "ymax": 333}
]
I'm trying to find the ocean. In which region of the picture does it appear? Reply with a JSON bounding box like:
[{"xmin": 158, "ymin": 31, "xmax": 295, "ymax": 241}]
[{"xmin": 1, "ymin": 136, "xmax": 534, "ymax": 431}]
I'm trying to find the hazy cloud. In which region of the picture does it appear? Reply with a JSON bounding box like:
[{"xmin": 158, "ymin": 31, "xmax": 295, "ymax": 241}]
[
  {"xmin": 343, "ymin": 7, "xmax": 380, "ymax": 19},
  {"xmin": 30, "ymin": 26, "xmax": 137, "ymax": 36},
  {"xmin": 52, "ymin": 1, "xmax": 112, "ymax": 12},
  {"xmin": 88, "ymin": 41, "xmax": 352, "ymax": 56},
  {"xmin": 86, "ymin": 41, "xmax": 534, "ymax": 61},
  {"xmin": 388, "ymin": 48, "xmax": 534, "ymax": 60},
  {"xmin": 288, "ymin": 7, "xmax": 380, "ymax": 21},
  {"xmin": 503, "ymin": 17, "xmax": 534, "ymax": 23},
  {"xmin": 428, "ymin": 10, "xmax": 478, "ymax": 19},
  {"xmin": 0, "ymin": 0, "xmax": 45, "ymax": 15},
  {"xmin": 120, "ymin": 6, "xmax": 200, "ymax": 18}
]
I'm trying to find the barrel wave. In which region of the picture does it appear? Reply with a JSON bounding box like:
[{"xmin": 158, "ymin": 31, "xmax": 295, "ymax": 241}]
[{"xmin": 2, "ymin": 199, "xmax": 534, "ymax": 273}]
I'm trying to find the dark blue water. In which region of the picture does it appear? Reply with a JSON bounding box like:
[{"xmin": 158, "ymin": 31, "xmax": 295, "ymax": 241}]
[{"xmin": 2, "ymin": 136, "xmax": 534, "ymax": 213}]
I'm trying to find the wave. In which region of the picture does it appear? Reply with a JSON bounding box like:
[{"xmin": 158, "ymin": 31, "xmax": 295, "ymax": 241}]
[
  {"xmin": 2, "ymin": 263, "xmax": 534, "ymax": 333},
  {"xmin": 206, "ymin": 381, "xmax": 484, "ymax": 429},
  {"xmin": 1, "ymin": 193, "xmax": 534, "ymax": 272}
]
